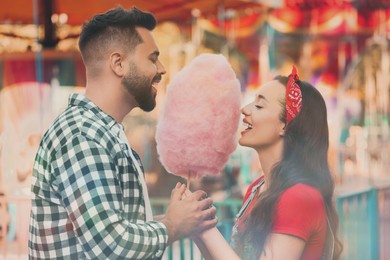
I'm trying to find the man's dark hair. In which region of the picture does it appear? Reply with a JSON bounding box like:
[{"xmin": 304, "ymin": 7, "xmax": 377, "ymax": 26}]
[{"xmin": 78, "ymin": 6, "xmax": 157, "ymax": 64}]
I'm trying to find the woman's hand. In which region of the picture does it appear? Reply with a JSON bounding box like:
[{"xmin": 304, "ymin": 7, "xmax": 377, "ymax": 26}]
[
  {"xmin": 162, "ymin": 182, "xmax": 217, "ymax": 244},
  {"xmin": 175, "ymin": 183, "xmax": 215, "ymax": 237}
]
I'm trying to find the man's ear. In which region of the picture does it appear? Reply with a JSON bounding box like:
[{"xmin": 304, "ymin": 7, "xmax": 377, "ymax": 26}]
[{"xmin": 110, "ymin": 52, "xmax": 124, "ymax": 77}]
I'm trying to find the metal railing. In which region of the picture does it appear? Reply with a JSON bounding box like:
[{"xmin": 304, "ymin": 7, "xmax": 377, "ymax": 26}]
[
  {"xmin": 336, "ymin": 188, "xmax": 379, "ymax": 260},
  {"xmin": 378, "ymin": 186, "xmax": 390, "ymax": 260}
]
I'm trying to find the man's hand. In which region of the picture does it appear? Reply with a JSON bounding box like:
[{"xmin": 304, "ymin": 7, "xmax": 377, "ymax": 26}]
[{"xmin": 161, "ymin": 183, "xmax": 217, "ymax": 245}]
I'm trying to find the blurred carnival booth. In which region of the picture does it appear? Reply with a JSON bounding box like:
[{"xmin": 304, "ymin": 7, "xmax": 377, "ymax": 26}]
[{"xmin": 0, "ymin": 0, "xmax": 390, "ymax": 259}]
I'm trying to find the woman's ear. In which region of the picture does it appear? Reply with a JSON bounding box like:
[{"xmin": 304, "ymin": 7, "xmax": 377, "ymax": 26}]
[{"xmin": 279, "ymin": 123, "xmax": 286, "ymax": 137}]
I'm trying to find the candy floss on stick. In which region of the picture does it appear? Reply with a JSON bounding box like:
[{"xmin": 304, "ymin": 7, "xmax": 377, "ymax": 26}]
[{"xmin": 156, "ymin": 53, "xmax": 241, "ymax": 188}]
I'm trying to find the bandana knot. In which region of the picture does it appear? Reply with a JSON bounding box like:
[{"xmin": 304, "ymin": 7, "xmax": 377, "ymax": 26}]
[{"xmin": 286, "ymin": 66, "xmax": 302, "ymax": 124}]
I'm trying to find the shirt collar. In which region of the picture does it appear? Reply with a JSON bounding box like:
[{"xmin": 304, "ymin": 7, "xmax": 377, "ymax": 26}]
[{"xmin": 68, "ymin": 93, "xmax": 118, "ymax": 131}]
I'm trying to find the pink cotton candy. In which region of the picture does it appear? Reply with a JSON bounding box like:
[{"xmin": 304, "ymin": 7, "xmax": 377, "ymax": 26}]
[{"xmin": 155, "ymin": 53, "xmax": 241, "ymax": 179}]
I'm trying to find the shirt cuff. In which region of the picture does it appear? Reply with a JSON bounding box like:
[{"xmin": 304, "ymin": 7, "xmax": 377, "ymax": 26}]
[{"xmin": 149, "ymin": 221, "xmax": 169, "ymax": 258}]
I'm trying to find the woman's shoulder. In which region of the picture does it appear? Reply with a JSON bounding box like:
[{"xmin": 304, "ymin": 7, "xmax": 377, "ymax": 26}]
[
  {"xmin": 277, "ymin": 183, "xmax": 325, "ymax": 213},
  {"xmin": 283, "ymin": 183, "xmax": 322, "ymax": 198},
  {"xmin": 274, "ymin": 183, "xmax": 326, "ymax": 235}
]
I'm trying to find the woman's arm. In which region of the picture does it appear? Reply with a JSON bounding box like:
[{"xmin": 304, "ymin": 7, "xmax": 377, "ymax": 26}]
[
  {"xmin": 194, "ymin": 229, "xmax": 305, "ymax": 260},
  {"xmin": 191, "ymin": 232, "xmax": 214, "ymax": 260},
  {"xmin": 181, "ymin": 186, "xmax": 240, "ymax": 260},
  {"xmin": 259, "ymin": 233, "xmax": 305, "ymax": 260},
  {"xmin": 186, "ymin": 187, "xmax": 239, "ymax": 259},
  {"xmin": 192, "ymin": 227, "xmax": 241, "ymax": 260}
]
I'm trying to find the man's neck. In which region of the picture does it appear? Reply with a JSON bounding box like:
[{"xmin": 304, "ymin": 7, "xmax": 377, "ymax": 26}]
[{"xmin": 85, "ymin": 81, "xmax": 136, "ymax": 123}]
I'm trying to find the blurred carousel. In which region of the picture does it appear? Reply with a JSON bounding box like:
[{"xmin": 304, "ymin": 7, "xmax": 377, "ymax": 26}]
[{"xmin": 340, "ymin": 33, "xmax": 390, "ymax": 184}]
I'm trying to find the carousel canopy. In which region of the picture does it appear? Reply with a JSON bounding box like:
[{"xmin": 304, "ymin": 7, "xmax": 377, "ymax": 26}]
[
  {"xmin": 0, "ymin": 0, "xmax": 263, "ymax": 25},
  {"xmin": 1, "ymin": 0, "xmax": 388, "ymax": 50},
  {"xmin": 1, "ymin": 0, "xmax": 389, "ymax": 25}
]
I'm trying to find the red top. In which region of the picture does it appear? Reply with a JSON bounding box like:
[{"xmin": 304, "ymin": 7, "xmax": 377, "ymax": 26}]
[{"xmin": 235, "ymin": 178, "xmax": 327, "ymax": 260}]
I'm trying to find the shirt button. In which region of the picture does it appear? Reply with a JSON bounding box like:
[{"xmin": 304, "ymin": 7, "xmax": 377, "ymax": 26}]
[{"xmin": 156, "ymin": 249, "xmax": 163, "ymax": 257}]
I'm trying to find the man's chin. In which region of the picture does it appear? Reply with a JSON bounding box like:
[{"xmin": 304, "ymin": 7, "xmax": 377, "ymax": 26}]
[{"xmin": 140, "ymin": 100, "xmax": 156, "ymax": 112}]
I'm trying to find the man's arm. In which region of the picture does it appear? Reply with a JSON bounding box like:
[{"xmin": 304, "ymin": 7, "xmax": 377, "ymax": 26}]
[{"xmin": 51, "ymin": 135, "xmax": 167, "ymax": 259}]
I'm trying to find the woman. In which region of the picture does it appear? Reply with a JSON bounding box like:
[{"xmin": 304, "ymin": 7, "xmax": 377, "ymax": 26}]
[{"xmin": 190, "ymin": 67, "xmax": 342, "ymax": 260}]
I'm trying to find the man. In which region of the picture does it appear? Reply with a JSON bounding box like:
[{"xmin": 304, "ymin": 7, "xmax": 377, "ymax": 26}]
[{"xmin": 29, "ymin": 7, "xmax": 217, "ymax": 259}]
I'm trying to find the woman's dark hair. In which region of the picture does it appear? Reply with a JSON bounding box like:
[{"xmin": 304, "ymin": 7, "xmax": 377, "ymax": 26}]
[
  {"xmin": 233, "ymin": 76, "xmax": 342, "ymax": 259},
  {"xmin": 78, "ymin": 6, "xmax": 156, "ymax": 64}
]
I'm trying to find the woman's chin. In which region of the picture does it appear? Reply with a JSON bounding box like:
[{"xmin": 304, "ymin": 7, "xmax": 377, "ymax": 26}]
[{"xmin": 238, "ymin": 138, "xmax": 248, "ymax": 147}]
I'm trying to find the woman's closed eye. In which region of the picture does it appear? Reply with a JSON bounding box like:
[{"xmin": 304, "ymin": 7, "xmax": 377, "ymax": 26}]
[{"xmin": 255, "ymin": 105, "xmax": 263, "ymax": 109}]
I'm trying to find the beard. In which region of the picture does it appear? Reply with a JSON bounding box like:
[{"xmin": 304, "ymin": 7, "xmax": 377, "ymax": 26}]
[{"xmin": 122, "ymin": 63, "xmax": 159, "ymax": 112}]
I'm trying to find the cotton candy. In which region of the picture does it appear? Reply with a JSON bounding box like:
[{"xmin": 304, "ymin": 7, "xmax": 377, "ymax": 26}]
[{"xmin": 155, "ymin": 53, "xmax": 241, "ymax": 179}]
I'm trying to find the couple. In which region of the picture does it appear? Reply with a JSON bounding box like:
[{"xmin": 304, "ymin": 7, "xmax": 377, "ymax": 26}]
[{"xmin": 29, "ymin": 6, "xmax": 342, "ymax": 260}]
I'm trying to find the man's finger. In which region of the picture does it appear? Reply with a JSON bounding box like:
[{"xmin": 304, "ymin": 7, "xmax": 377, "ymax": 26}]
[
  {"xmin": 201, "ymin": 206, "xmax": 217, "ymax": 220},
  {"xmin": 184, "ymin": 188, "xmax": 192, "ymax": 196},
  {"xmin": 197, "ymin": 217, "xmax": 218, "ymax": 232},
  {"xmin": 171, "ymin": 183, "xmax": 186, "ymax": 200},
  {"xmin": 190, "ymin": 190, "xmax": 207, "ymax": 201},
  {"xmin": 198, "ymin": 197, "xmax": 213, "ymax": 210}
]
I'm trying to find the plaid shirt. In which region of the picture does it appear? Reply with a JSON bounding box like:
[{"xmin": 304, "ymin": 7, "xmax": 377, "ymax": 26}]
[{"xmin": 29, "ymin": 93, "xmax": 167, "ymax": 259}]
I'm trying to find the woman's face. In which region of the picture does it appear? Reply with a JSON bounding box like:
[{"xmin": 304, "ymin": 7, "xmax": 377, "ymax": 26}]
[{"xmin": 239, "ymin": 80, "xmax": 286, "ymax": 150}]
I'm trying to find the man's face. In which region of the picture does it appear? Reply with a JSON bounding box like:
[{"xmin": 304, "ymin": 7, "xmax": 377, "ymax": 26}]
[{"xmin": 122, "ymin": 27, "xmax": 166, "ymax": 112}]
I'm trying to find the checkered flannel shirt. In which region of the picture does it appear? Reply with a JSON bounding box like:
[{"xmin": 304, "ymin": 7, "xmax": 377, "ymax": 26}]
[{"xmin": 29, "ymin": 93, "xmax": 168, "ymax": 259}]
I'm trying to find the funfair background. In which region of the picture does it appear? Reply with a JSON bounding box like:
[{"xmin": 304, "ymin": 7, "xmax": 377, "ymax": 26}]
[{"xmin": 0, "ymin": 1, "xmax": 389, "ymax": 259}]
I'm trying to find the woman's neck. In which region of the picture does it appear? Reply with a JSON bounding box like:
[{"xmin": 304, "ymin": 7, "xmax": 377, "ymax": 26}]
[{"xmin": 256, "ymin": 141, "xmax": 283, "ymax": 188}]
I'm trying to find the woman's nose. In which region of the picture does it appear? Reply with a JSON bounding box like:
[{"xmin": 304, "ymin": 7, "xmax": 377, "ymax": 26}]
[{"xmin": 241, "ymin": 103, "xmax": 251, "ymax": 116}]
